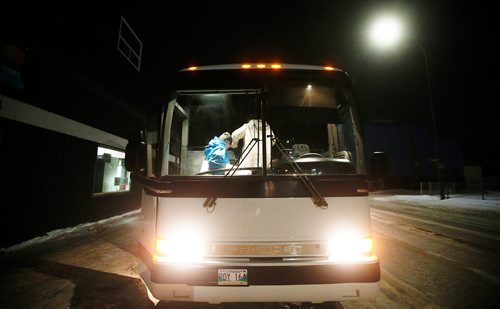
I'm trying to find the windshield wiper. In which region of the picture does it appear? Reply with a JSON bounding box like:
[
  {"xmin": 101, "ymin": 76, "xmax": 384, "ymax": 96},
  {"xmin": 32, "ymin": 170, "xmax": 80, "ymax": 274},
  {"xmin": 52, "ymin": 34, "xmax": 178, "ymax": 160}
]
[
  {"xmin": 272, "ymin": 137, "xmax": 328, "ymax": 209},
  {"xmin": 203, "ymin": 136, "xmax": 328, "ymax": 211},
  {"xmin": 202, "ymin": 138, "xmax": 260, "ymax": 212}
]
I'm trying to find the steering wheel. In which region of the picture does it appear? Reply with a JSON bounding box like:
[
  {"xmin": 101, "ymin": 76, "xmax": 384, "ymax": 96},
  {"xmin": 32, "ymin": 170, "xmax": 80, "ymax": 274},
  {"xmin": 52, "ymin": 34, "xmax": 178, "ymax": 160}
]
[{"xmin": 298, "ymin": 153, "xmax": 325, "ymax": 158}]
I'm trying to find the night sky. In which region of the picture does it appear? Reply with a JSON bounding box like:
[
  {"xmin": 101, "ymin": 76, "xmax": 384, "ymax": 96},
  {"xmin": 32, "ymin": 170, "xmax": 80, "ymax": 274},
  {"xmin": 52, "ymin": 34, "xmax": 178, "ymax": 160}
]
[
  {"xmin": 122, "ymin": 1, "xmax": 500, "ymax": 165},
  {"xmin": 2, "ymin": 1, "xmax": 499, "ymax": 166}
]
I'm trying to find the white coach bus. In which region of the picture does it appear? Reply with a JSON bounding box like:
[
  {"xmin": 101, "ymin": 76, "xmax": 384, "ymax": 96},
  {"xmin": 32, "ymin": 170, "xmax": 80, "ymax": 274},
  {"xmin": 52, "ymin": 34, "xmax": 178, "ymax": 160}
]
[{"xmin": 125, "ymin": 63, "xmax": 387, "ymax": 306}]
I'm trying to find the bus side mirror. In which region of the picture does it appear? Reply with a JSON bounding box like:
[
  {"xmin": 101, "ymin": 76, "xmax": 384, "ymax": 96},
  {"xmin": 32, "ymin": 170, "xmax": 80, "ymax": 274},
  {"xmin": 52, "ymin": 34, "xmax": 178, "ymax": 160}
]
[
  {"xmin": 370, "ymin": 152, "xmax": 388, "ymax": 178},
  {"xmin": 125, "ymin": 130, "xmax": 146, "ymax": 173}
]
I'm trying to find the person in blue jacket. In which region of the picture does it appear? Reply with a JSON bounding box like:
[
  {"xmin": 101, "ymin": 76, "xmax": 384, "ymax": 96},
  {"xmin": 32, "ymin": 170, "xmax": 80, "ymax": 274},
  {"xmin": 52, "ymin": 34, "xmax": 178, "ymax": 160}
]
[{"xmin": 204, "ymin": 132, "xmax": 232, "ymax": 174}]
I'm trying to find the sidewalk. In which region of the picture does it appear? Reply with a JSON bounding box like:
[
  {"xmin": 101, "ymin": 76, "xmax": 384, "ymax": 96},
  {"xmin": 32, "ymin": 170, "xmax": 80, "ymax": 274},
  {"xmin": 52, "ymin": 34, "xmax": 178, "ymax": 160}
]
[{"xmin": 370, "ymin": 190, "xmax": 500, "ymax": 213}]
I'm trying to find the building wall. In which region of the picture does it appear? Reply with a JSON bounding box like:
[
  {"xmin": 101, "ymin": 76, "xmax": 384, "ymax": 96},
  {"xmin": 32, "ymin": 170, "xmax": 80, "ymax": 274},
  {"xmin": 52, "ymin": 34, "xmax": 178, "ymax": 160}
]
[
  {"xmin": 0, "ymin": 116, "xmax": 141, "ymax": 248},
  {"xmin": 0, "ymin": 4, "xmax": 151, "ymax": 248}
]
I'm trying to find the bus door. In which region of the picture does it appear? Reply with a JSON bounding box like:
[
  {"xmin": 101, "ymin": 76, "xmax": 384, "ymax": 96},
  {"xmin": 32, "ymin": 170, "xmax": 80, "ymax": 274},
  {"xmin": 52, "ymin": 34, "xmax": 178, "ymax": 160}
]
[{"xmin": 160, "ymin": 98, "xmax": 188, "ymax": 176}]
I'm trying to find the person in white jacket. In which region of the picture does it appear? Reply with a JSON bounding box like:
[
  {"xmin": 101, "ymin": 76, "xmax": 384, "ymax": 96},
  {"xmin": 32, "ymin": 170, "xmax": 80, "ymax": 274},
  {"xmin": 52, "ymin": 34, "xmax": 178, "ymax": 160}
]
[{"xmin": 231, "ymin": 115, "xmax": 274, "ymax": 169}]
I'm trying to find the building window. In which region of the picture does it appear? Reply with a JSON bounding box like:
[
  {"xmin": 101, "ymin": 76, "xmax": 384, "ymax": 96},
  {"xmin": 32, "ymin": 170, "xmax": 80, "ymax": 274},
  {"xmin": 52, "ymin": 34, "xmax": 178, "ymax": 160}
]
[
  {"xmin": 93, "ymin": 146, "xmax": 131, "ymax": 194},
  {"xmin": 117, "ymin": 16, "xmax": 142, "ymax": 71}
]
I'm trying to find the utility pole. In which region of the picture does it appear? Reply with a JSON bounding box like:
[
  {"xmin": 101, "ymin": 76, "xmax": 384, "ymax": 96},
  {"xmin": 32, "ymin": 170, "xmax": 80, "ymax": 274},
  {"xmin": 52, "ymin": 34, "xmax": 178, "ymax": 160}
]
[{"xmin": 417, "ymin": 41, "xmax": 445, "ymax": 200}]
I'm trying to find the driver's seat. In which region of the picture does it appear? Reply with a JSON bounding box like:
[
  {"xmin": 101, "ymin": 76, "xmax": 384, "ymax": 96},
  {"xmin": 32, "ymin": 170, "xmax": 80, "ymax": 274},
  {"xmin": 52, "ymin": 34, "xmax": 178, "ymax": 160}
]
[{"xmin": 292, "ymin": 144, "xmax": 309, "ymax": 158}]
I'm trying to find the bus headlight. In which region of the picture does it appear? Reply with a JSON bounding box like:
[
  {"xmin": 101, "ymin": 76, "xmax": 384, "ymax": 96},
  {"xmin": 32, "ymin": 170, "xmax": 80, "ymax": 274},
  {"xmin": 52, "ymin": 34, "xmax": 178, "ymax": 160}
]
[
  {"xmin": 327, "ymin": 234, "xmax": 376, "ymax": 263},
  {"xmin": 154, "ymin": 235, "xmax": 205, "ymax": 263}
]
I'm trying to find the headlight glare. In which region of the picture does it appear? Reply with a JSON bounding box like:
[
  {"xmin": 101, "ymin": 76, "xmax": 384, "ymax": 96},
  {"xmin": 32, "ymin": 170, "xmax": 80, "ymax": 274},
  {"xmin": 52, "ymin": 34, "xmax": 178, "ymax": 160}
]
[
  {"xmin": 328, "ymin": 235, "xmax": 376, "ymax": 263},
  {"xmin": 154, "ymin": 234, "xmax": 205, "ymax": 263}
]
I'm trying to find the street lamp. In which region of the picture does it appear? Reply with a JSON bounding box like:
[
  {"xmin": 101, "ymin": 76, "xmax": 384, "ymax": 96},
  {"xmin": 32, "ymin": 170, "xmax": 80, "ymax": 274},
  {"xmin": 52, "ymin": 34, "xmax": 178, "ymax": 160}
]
[{"xmin": 368, "ymin": 15, "xmax": 446, "ymax": 200}]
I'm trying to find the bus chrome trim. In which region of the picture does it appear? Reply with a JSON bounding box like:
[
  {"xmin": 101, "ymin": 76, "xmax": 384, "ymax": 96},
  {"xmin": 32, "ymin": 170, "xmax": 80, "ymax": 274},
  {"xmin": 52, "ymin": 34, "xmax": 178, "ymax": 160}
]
[{"xmin": 206, "ymin": 242, "xmax": 327, "ymax": 257}]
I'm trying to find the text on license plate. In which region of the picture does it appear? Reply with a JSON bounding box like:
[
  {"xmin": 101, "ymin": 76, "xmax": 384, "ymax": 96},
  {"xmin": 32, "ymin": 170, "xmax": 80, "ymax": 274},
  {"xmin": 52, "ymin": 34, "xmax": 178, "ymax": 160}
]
[{"xmin": 217, "ymin": 269, "xmax": 248, "ymax": 285}]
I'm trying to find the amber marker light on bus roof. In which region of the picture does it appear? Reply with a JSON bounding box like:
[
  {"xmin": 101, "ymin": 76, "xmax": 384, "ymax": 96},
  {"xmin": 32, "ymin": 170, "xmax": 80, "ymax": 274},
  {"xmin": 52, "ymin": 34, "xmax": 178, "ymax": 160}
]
[
  {"xmin": 187, "ymin": 66, "xmax": 198, "ymax": 71},
  {"xmin": 271, "ymin": 64, "xmax": 282, "ymax": 69},
  {"xmin": 241, "ymin": 64, "xmax": 251, "ymax": 69},
  {"xmin": 324, "ymin": 66, "xmax": 334, "ymax": 71},
  {"xmin": 256, "ymin": 64, "xmax": 266, "ymax": 68}
]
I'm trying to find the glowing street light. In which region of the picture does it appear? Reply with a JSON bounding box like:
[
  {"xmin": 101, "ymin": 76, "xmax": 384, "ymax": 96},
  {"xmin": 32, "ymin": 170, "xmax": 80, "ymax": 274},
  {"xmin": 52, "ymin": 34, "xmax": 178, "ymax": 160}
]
[
  {"xmin": 369, "ymin": 16, "xmax": 404, "ymax": 49},
  {"xmin": 368, "ymin": 15, "xmax": 446, "ymax": 200}
]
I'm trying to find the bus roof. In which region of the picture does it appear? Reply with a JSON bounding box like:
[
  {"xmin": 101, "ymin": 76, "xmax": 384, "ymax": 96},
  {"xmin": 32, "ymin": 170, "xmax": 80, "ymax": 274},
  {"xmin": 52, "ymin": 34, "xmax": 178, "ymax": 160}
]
[{"xmin": 180, "ymin": 63, "xmax": 342, "ymax": 72}]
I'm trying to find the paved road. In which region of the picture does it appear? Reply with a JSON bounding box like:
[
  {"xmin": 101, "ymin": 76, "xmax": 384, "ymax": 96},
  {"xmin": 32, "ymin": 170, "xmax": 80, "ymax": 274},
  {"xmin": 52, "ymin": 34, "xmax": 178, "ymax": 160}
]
[
  {"xmin": 0, "ymin": 212, "xmax": 151, "ymax": 308},
  {"xmin": 345, "ymin": 192, "xmax": 500, "ymax": 308},
  {"xmin": 2, "ymin": 193, "xmax": 499, "ymax": 308}
]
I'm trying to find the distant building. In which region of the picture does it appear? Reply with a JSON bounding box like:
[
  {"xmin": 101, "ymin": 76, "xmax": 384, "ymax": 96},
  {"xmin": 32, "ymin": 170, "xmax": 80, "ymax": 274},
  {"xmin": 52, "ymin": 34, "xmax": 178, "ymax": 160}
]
[{"xmin": 363, "ymin": 123, "xmax": 464, "ymax": 190}]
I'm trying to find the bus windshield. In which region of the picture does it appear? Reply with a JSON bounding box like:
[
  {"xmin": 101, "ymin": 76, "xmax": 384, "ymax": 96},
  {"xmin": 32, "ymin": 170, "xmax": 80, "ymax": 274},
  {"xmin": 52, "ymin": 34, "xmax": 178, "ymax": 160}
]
[{"xmin": 157, "ymin": 67, "xmax": 364, "ymax": 177}]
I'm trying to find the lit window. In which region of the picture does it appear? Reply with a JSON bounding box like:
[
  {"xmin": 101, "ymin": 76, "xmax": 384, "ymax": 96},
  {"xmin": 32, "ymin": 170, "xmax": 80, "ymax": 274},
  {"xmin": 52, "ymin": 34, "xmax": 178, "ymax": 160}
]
[{"xmin": 93, "ymin": 146, "xmax": 131, "ymax": 194}]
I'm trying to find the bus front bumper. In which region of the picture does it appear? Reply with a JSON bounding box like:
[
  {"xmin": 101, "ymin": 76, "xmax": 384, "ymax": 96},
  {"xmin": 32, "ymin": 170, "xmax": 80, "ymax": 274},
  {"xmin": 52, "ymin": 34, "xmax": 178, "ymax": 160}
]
[{"xmin": 139, "ymin": 259, "xmax": 380, "ymax": 304}]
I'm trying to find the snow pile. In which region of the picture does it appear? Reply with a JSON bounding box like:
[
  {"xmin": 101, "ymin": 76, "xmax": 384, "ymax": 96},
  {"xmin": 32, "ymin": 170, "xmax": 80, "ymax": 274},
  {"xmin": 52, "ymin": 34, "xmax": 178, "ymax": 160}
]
[{"xmin": 1, "ymin": 209, "xmax": 140, "ymax": 253}]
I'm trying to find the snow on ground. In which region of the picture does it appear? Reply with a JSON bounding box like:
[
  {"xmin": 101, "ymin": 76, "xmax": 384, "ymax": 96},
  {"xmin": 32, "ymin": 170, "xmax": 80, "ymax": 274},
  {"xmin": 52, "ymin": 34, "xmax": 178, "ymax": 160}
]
[
  {"xmin": 4, "ymin": 191, "xmax": 500, "ymax": 253},
  {"xmin": 1, "ymin": 209, "xmax": 140, "ymax": 253},
  {"xmin": 371, "ymin": 190, "xmax": 500, "ymax": 213}
]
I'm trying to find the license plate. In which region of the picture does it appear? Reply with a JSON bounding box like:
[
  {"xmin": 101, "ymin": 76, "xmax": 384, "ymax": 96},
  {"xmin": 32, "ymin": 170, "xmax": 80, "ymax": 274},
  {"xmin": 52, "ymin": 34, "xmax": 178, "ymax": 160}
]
[{"xmin": 217, "ymin": 269, "xmax": 248, "ymax": 285}]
